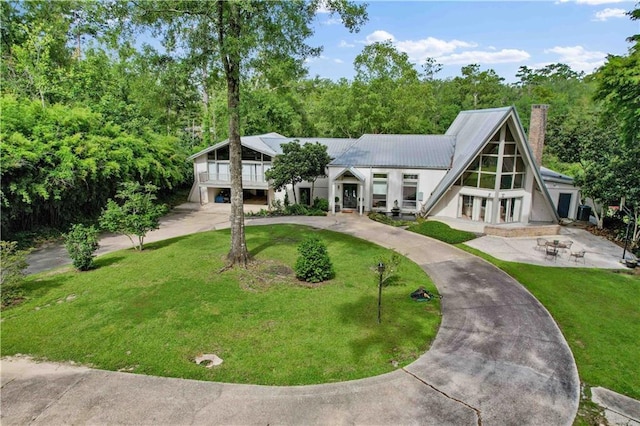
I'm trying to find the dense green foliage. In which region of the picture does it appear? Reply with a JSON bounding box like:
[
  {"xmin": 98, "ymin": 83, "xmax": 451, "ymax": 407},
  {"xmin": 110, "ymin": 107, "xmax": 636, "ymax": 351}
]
[
  {"xmin": 0, "ymin": 241, "xmax": 29, "ymax": 307},
  {"xmin": 460, "ymin": 245, "xmax": 640, "ymax": 401},
  {"xmin": 99, "ymin": 182, "xmax": 167, "ymax": 251},
  {"xmin": 0, "ymin": 96, "xmax": 188, "ymax": 238},
  {"xmin": 408, "ymin": 221, "xmax": 477, "ymax": 244},
  {"xmin": 64, "ymin": 224, "xmax": 99, "ymax": 271},
  {"xmin": 294, "ymin": 235, "xmax": 335, "ymax": 283},
  {"xmin": 0, "ymin": 226, "xmax": 441, "ymax": 385}
]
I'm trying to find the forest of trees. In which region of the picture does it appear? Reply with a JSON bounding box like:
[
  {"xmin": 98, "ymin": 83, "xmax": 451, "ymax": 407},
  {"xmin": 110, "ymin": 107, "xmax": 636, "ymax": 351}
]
[{"xmin": 1, "ymin": 1, "xmax": 638, "ymax": 252}]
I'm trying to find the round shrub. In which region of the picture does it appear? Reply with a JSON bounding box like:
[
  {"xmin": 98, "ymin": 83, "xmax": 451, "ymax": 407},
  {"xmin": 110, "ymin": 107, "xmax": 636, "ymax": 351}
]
[
  {"xmin": 64, "ymin": 224, "xmax": 100, "ymax": 271},
  {"xmin": 294, "ymin": 235, "xmax": 334, "ymax": 283}
]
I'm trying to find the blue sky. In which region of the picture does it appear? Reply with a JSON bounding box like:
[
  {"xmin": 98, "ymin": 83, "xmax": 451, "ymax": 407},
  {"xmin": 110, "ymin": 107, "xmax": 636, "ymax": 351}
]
[{"xmin": 305, "ymin": 0, "xmax": 639, "ymax": 82}]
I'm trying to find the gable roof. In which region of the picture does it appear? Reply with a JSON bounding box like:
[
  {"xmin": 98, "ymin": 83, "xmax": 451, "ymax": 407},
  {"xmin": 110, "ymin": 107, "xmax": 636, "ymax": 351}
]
[
  {"xmin": 187, "ymin": 134, "xmax": 355, "ymax": 161},
  {"xmin": 422, "ymin": 107, "xmax": 512, "ymax": 214},
  {"xmin": 330, "ymin": 134, "xmax": 455, "ymax": 168},
  {"xmin": 186, "ymin": 133, "xmax": 285, "ymax": 161},
  {"xmin": 421, "ymin": 106, "xmax": 560, "ymax": 222}
]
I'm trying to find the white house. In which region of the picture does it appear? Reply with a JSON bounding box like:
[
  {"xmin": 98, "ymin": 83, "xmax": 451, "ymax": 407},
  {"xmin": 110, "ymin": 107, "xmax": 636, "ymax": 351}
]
[{"xmin": 187, "ymin": 106, "xmax": 564, "ymax": 226}]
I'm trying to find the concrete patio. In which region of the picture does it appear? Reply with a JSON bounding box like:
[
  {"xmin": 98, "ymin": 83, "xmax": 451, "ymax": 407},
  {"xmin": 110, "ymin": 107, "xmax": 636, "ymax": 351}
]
[{"xmin": 436, "ymin": 217, "xmax": 633, "ymax": 269}]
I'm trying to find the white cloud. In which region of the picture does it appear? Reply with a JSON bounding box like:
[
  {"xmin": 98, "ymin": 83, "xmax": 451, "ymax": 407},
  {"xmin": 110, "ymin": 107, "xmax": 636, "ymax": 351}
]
[
  {"xmin": 322, "ymin": 17, "xmax": 342, "ymax": 26},
  {"xmin": 334, "ymin": 58, "xmax": 344, "ymax": 64},
  {"xmin": 365, "ymin": 30, "xmax": 395, "ymax": 44},
  {"xmin": 339, "ymin": 40, "xmax": 355, "ymax": 48},
  {"xmin": 396, "ymin": 38, "xmax": 477, "ymax": 62},
  {"xmin": 544, "ymin": 45, "xmax": 606, "ymax": 73},
  {"xmin": 439, "ymin": 49, "xmax": 531, "ymax": 65},
  {"xmin": 593, "ymin": 7, "xmax": 627, "ymax": 20}
]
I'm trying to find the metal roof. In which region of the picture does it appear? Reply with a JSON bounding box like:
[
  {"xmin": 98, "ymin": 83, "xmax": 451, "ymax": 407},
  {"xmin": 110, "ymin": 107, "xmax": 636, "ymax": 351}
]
[
  {"xmin": 540, "ymin": 166, "xmax": 575, "ymax": 185},
  {"xmin": 421, "ymin": 108, "xmax": 512, "ymax": 214},
  {"xmin": 422, "ymin": 106, "xmax": 560, "ymax": 222},
  {"xmin": 260, "ymin": 137, "xmax": 356, "ymax": 158},
  {"xmin": 186, "ymin": 132, "xmax": 285, "ymax": 161},
  {"xmin": 330, "ymin": 134, "xmax": 455, "ymax": 168}
]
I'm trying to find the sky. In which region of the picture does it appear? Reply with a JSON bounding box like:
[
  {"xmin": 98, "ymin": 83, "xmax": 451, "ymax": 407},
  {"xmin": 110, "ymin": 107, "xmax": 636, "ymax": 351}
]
[{"xmin": 305, "ymin": 0, "xmax": 640, "ymax": 82}]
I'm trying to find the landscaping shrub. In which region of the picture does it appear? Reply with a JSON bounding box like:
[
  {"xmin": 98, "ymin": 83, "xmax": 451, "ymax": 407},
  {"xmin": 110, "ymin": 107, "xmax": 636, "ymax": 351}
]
[
  {"xmin": 313, "ymin": 197, "xmax": 329, "ymax": 212},
  {"xmin": 367, "ymin": 211, "xmax": 411, "ymax": 227},
  {"xmin": 285, "ymin": 203, "xmax": 309, "ymax": 216},
  {"xmin": 407, "ymin": 221, "xmax": 476, "ymax": 244},
  {"xmin": 305, "ymin": 209, "xmax": 327, "ymax": 216},
  {"xmin": 0, "ymin": 241, "xmax": 29, "ymax": 307},
  {"xmin": 64, "ymin": 224, "xmax": 100, "ymax": 271},
  {"xmin": 294, "ymin": 235, "xmax": 334, "ymax": 283}
]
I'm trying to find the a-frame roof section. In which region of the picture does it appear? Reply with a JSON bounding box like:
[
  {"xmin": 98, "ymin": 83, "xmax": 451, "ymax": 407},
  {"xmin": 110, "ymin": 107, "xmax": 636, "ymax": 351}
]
[
  {"xmin": 186, "ymin": 132, "xmax": 286, "ymax": 161},
  {"xmin": 422, "ymin": 106, "xmax": 559, "ymax": 222}
]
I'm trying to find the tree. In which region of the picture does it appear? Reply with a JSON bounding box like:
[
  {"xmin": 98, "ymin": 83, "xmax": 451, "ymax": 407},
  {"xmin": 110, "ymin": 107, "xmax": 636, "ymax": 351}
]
[
  {"xmin": 99, "ymin": 182, "xmax": 167, "ymax": 251},
  {"xmin": 130, "ymin": 0, "xmax": 367, "ymax": 267},
  {"xmin": 64, "ymin": 223, "xmax": 100, "ymax": 271},
  {"xmin": 301, "ymin": 142, "xmax": 331, "ymax": 200},
  {"xmin": 265, "ymin": 140, "xmax": 307, "ymax": 204}
]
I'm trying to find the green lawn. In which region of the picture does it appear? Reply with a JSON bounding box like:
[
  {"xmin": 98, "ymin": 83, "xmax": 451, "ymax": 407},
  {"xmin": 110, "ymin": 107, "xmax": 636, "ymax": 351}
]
[
  {"xmin": 460, "ymin": 245, "xmax": 640, "ymax": 401},
  {"xmin": 408, "ymin": 220, "xmax": 477, "ymax": 244},
  {"xmin": 1, "ymin": 225, "xmax": 441, "ymax": 386}
]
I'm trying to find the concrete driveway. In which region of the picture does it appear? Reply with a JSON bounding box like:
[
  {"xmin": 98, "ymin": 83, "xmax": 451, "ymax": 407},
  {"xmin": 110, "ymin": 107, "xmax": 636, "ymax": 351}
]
[{"xmin": 3, "ymin": 209, "xmax": 580, "ymax": 425}]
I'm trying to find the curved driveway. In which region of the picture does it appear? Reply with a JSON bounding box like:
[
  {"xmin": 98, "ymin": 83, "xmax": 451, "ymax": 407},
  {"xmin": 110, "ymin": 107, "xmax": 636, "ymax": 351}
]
[{"xmin": 2, "ymin": 214, "xmax": 579, "ymax": 425}]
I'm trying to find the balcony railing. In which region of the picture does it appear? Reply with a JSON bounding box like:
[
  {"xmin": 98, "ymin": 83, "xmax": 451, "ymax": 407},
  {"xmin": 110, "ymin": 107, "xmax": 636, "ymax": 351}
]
[{"xmin": 198, "ymin": 172, "xmax": 268, "ymax": 188}]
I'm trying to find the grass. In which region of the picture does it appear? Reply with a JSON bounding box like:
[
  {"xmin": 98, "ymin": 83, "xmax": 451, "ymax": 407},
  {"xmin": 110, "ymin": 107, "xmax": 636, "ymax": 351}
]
[
  {"xmin": 0, "ymin": 225, "xmax": 441, "ymax": 386},
  {"xmin": 408, "ymin": 220, "xmax": 477, "ymax": 244},
  {"xmin": 459, "ymin": 245, "xmax": 640, "ymax": 401}
]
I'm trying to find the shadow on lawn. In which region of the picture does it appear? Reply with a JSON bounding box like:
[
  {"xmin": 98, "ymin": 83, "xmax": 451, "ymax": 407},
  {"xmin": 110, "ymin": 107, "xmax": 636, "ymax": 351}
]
[
  {"xmin": 337, "ymin": 292, "xmax": 438, "ymax": 363},
  {"xmin": 142, "ymin": 235, "xmax": 192, "ymax": 251}
]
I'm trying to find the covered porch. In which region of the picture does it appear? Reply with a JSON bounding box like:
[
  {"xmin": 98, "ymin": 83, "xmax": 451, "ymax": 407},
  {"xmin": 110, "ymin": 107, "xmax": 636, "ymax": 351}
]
[{"xmin": 329, "ymin": 167, "xmax": 366, "ymax": 216}]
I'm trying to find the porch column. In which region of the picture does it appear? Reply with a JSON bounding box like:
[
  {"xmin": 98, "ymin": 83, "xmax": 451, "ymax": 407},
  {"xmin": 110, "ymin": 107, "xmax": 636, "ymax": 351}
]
[
  {"xmin": 359, "ymin": 183, "xmax": 364, "ymax": 216},
  {"xmin": 330, "ymin": 182, "xmax": 336, "ymax": 215}
]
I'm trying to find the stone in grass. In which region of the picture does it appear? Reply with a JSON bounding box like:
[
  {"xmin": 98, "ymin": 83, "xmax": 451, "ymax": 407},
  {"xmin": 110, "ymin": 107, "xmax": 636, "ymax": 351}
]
[{"xmin": 195, "ymin": 354, "xmax": 223, "ymax": 368}]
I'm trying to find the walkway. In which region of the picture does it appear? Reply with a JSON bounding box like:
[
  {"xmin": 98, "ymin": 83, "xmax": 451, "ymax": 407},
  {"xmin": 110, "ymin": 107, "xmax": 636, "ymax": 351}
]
[{"xmin": 3, "ymin": 210, "xmax": 580, "ymax": 425}]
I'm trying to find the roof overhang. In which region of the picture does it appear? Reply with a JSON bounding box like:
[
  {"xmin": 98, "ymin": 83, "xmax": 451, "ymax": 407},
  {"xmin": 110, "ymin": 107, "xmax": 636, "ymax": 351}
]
[{"xmin": 333, "ymin": 166, "xmax": 366, "ymax": 182}]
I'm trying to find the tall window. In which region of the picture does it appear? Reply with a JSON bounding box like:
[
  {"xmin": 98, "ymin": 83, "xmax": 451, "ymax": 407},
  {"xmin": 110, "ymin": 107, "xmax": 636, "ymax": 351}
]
[
  {"xmin": 458, "ymin": 125, "xmax": 526, "ymax": 190},
  {"xmin": 402, "ymin": 174, "xmax": 418, "ymax": 209},
  {"xmin": 499, "ymin": 142, "xmax": 525, "ymax": 189},
  {"xmin": 372, "ymin": 173, "xmax": 387, "ymax": 208}
]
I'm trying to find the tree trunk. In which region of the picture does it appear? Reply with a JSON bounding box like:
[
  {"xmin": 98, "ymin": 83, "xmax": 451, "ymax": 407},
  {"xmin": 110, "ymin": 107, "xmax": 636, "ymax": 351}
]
[{"xmin": 223, "ymin": 2, "xmax": 250, "ymax": 267}]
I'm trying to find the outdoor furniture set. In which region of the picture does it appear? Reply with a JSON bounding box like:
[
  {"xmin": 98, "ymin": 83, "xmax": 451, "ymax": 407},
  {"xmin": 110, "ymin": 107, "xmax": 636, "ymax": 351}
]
[{"xmin": 536, "ymin": 238, "xmax": 585, "ymax": 263}]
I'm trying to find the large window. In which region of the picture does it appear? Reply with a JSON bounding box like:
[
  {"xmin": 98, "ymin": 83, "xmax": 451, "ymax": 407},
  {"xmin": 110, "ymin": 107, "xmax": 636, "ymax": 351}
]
[
  {"xmin": 458, "ymin": 126, "xmax": 526, "ymax": 190},
  {"xmin": 402, "ymin": 174, "xmax": 418, "ymax": 209},
  {"xmin": 372, "ymin": 173, "xmax": 387, "ymax": 208},
  {"xmin": 499, "ymin": 143, "xmax": 525, "ymax": 189}
]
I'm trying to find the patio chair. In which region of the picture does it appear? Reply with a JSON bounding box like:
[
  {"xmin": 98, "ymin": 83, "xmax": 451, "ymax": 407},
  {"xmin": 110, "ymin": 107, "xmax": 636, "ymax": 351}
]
[
  {"xmin": 536, "ymin": 238, "xmax": 548, "ymax": 251},
  {"xmin": 561, "ymin": 240, "xmax": 573, "ymax": 253},
  {"xmin": 545, "ymin": 245, "xmax": 558, "ymax": 261},
  {"xmin": 570, "ymin": 250, "xmax": 586, "ymax": 263}
]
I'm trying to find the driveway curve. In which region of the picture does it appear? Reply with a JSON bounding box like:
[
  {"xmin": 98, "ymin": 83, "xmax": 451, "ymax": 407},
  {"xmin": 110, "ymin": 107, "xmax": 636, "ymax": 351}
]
[{"xmin": 2, "ymin": 214, "xmax": 579, "ymax": 425}]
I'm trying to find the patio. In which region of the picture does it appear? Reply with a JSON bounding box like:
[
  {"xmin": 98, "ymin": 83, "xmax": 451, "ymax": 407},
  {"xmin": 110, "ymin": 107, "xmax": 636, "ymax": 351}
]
[{"xmin": 464, "ymin": 226, "xmax": 630, "ymax": 269}]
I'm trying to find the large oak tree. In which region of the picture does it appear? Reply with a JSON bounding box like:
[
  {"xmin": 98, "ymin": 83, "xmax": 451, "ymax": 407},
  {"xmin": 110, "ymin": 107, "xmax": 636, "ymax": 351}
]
[{"xmin": 131, "ymin": 0, "xmax": 367, "ymax": 266}]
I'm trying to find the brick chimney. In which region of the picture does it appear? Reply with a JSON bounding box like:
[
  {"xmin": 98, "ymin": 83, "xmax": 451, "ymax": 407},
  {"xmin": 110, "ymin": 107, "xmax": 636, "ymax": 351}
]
[{"xmin": 528, "ymin": 104, "xmax": 548, "ymax": 167}]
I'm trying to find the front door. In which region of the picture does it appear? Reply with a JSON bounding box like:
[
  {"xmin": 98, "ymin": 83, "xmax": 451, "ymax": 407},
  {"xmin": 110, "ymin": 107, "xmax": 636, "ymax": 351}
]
[
  {"xmin": 557, "ymin": 193, "xmax": 572, "ymax": 218},
  {"xmin": 343, "ymin": 184, "xmax": 358, "ymax": 209}
]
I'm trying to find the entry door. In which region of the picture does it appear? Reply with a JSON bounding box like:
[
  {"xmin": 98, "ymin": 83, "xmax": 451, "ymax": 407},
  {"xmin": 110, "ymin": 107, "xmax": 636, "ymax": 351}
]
[
  {"xmin": 557, "ymin": 193, "xmax": 572, "ymax": 218},
  {"xmin": 343, "ymin": 184, "xmax": 358, "ymax": 209}
]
